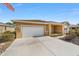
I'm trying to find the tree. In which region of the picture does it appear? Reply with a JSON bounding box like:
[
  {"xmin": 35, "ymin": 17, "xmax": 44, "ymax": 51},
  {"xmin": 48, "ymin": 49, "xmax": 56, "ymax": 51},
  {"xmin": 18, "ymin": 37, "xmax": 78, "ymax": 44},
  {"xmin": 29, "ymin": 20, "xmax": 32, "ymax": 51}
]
[
  {"xmin": 62, "ymin": 21, "xmax": 70, "ymax": 25},
  {"xmin": 6, "ymin": 22, "xmax": 13, "ymax": 25},
  {"xmin": 77, "ymin": 24, "xmax": 79, "ymax": 25},
  {"xmin": 5, "ymin": 22, "xmax": 15, "ymax": 27}
]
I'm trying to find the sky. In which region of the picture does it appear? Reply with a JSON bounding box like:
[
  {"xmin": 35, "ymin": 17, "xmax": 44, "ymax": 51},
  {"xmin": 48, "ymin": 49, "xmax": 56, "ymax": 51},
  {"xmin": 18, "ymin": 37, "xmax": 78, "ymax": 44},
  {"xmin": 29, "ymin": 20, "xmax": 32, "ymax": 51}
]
[{"xmin": 0, "ymin": 3, "xmax": 79, "ymax": 24}]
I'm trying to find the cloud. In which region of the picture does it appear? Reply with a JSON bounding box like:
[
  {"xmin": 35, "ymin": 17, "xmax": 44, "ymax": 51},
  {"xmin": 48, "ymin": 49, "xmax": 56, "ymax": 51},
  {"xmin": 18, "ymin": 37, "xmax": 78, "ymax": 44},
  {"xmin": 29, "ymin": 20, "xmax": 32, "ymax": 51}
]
[
  {"xmin": 14, "ymin": 3, "xmax": 23, "ymax": 8},
  {"xmin": 71, "ymin": 9, "xmax": 79, "ymax": 14}
]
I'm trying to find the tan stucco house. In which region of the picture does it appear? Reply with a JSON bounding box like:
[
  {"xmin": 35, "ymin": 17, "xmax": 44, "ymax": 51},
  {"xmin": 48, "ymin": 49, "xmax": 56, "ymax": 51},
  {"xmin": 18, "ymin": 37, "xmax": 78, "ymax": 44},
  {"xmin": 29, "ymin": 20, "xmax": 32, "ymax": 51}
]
[{"xmin": 13, "ymin": 20, "xmax": 65, "ymax": 38}]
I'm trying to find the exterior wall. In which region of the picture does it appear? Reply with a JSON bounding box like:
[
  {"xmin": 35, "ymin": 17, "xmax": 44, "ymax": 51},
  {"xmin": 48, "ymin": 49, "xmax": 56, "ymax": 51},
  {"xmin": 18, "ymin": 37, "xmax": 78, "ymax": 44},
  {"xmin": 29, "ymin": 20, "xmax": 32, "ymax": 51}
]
[
  {"xmin": 51, "ymin": 25, "xmax": 64, "ymax": 34},
  {"xmin": 44, "ymin": 25, "xmax": 49, "ymax": 36},
  {"xmin": 51, "ymin": 25, "xmax": 54, "ymax": 33},
  {"xmin": 54, "ymin": 25, "xmax": 63, "ymax": 33},
  {"xmin": 62, "ymin": 25, "xmax": 65, "ymax": 34},
  {"xmin": 15, "ymin": 22, "xmax": 49, "ymax": 38},
  {"xmin": 6, "ymin": 26, "xmax": 15, "ymax": 32},
  {"xmin": 48, "ymin": 23, "xmax": 52, "ymax": 36}
]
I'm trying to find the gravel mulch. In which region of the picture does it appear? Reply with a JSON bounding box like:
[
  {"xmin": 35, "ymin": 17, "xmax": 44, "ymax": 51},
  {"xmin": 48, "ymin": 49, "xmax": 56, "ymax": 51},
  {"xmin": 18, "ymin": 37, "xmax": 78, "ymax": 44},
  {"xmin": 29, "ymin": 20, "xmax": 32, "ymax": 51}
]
[
  {"xmin": 0, "ymin": 41, "xmax": 12, "ymax": 55},
  {"xmin": 60, "ymin": 37, "xmax": 79, "ymax": 46}
]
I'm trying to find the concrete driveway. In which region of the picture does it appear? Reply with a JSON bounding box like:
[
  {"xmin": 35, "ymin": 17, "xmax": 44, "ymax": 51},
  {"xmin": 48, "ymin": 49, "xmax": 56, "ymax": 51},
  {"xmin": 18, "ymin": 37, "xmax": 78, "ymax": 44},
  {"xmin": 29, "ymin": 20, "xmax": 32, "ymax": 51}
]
[{"xmin": 1, "ymin": 36, "xmax": 79, "ymax": 56}]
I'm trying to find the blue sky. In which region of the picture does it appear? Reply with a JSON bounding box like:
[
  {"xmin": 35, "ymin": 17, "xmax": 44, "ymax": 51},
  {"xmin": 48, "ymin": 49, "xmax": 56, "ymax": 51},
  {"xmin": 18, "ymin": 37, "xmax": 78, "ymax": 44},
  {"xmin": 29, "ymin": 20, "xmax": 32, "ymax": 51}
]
[{"xmin": 0, "ymin": 3, "xmax": 79, "ymax": 24}]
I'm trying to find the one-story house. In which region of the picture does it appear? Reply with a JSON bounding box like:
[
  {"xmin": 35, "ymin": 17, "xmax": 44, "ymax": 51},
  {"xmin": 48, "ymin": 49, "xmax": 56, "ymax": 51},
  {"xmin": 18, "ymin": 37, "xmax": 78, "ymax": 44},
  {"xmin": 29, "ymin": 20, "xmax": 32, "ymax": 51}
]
[
  {"xmin": 13, "ymin": 20, "xmax": 65, "ymax": 38},
  {"xmin": 69, "ymin": 25, "xmax": 79, "ymax": 30}
]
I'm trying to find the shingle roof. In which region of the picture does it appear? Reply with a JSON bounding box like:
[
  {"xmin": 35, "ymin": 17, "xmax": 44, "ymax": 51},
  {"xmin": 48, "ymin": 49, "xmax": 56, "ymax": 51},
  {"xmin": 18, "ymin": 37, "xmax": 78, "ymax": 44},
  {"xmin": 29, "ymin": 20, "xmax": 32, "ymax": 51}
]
[
  {"xmin": 12, "ymin": 19, "xmax": 49, "ymax": 22},
  {"xmin": 12, "ymin": 19, "xmax": 63, "ymax": 25}
]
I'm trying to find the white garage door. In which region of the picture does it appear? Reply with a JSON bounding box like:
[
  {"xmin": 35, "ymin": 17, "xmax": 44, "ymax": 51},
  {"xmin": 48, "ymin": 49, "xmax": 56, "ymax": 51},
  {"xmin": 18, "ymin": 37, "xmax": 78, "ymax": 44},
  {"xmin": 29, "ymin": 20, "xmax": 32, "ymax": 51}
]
[{"xmin": 21, "ymin": 26, "xmax": 44, "ymax": 37}]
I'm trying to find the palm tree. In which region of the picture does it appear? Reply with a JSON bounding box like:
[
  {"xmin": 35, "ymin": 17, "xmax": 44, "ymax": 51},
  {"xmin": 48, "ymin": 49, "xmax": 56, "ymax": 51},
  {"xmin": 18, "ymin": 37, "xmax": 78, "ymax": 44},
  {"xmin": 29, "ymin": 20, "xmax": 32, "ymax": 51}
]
[{"xmin": 2, "ymin": 3, "xmax": 14, "ymax": 11}]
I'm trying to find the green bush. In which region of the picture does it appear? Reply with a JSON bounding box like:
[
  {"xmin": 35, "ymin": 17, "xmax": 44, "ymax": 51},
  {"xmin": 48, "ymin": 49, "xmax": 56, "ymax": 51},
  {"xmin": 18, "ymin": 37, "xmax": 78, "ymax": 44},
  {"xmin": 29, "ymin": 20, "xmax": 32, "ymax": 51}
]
[
  {"xmin": 69, "ymin": 29, "xmax": 77, "ymax": 37},
  {"xmin": 2, "ymin": 31, "xmax": 15, "ymax": 41},
  {"xmin": 11, "ymin": 31, "xmax": 16, "ymax": 38},
  {"xmin": 63, "ymin": 29, "xmax": 79, "ymax": 42},
  {"xmin": 76, "ymin": 29, "xmax": 79, "ymax": 36},
  {"xmin": 63, "ymin": 29, "xmax": 77, "ymax": 42},
  {"xmin": 0, "ymin": 36, "xmax": 4, "ymax": 43},
  {"xmin": 69, "ymin": 29, "xmax": 79, "ymax": 37}
]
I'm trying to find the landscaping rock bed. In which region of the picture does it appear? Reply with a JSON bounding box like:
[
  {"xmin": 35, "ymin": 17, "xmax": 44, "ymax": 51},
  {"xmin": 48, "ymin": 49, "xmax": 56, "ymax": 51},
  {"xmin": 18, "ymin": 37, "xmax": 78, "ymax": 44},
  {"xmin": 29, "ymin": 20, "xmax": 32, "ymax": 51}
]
[
  {"xmin": 60, "ymin": 37, "xmax": 79, "ymax": 45},
  {"xmin": 0, "ymin": 41, "xmax": 12, "ymax": 55},
  {"xmin": 71, "ymin": 37, "xmax": 79, "ymax": 45}
]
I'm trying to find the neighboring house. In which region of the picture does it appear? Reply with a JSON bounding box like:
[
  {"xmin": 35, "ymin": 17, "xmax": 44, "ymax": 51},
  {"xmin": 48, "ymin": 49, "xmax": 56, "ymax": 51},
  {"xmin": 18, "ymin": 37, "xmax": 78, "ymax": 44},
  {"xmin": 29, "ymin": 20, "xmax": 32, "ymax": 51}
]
[
  {"xmin": 12, "ymin": 20, "xmax": 65, "ymax": 38},
  {"xmin": 5, "ymin": 24, "xmax": 15, "ymax": 32},
  {"xmin": 0, "ymin": 23, "xmax": 6, "ymax": 34},
  {"xmin": 69, "ymin": 25, "xmax": 79, "ymax": 30},
  {"xmin": 0, "ymin": 22, "xmax": 15, "ymax": 34},
  {"xmin": 62, "ymin": 22, "xmax": 70, "ymax": 34}
]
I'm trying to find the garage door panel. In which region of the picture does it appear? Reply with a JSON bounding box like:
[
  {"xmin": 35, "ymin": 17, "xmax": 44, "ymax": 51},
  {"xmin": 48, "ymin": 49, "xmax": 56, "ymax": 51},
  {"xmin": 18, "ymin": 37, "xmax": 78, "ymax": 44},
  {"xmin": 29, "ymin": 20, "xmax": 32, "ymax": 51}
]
[{"xmin": 21, "ymin": 26, "xmax": 44, "ymax": 37}]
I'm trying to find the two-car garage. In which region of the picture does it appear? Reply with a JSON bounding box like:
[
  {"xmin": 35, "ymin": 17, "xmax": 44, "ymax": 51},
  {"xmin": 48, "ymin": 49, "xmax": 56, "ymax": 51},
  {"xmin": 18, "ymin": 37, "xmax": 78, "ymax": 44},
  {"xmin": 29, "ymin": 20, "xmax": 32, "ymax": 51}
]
[
  {"xmin": 14, "ymin": 20, "xmax": 64, "ymax": 38},
  {"xmin": 21, "ymin": 25, "xmax": 45, "ymax": 37}
]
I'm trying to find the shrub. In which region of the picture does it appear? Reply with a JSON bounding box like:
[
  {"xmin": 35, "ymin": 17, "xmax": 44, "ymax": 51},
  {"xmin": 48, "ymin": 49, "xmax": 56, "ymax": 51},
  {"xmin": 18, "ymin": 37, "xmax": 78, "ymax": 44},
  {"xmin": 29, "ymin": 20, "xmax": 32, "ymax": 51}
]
[
  {"xmin": 11, "ymin": 31, "xmax": 16, "ymax": 38},
  {"xmin": 76, "ymin": 29, "xmax": 79, "ymax": 36},
  {"xmin": 2, "ymin": 31, "xmax": 15, "ymax": 41},
  {"xmin": 0, "ymin": 36, "xmax": 4, "ymax": 43},
  {"xmin": 69, "ymin": 29, "xmax": 79, "ymax": 37},
  {"xmin": 63, "ymin": 29, "xmax": 77, "ymax": 42},
  {"xmin": 69, "ymin": 29, "xmax": 77, "ymax": 37}
]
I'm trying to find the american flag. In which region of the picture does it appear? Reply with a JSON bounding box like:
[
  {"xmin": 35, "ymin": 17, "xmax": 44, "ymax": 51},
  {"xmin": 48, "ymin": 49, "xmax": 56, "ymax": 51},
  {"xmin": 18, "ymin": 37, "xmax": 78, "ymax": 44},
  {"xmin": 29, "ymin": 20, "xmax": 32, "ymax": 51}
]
[{"xmin": 3, "ymin": 3, "xmax": 14, "ymax": 11}]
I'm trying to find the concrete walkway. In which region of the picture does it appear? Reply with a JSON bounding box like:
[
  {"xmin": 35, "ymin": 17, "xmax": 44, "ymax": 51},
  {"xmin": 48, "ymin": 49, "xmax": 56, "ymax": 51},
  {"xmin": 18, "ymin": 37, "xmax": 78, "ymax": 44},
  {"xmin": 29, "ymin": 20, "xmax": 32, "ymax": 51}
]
[{"xmin": 1, "ymin": 36, "xmax": 79, "ymax": 56}]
